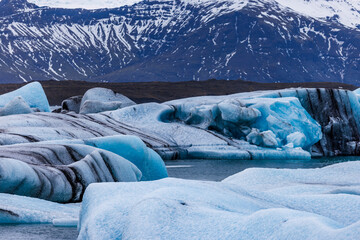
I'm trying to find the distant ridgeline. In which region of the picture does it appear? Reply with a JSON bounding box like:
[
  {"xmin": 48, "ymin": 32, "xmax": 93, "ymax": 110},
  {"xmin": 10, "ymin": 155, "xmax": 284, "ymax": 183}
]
[{"xmin": 0, "ymin": 0, "xmax": 359, "ymax": 83}]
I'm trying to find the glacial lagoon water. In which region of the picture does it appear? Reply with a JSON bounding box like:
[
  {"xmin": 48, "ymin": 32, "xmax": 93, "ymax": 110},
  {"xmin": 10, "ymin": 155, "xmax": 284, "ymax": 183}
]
[
  {"xmin": 166, "ymin": 156, "xmax": 360, "ymax": 181},
  {"xmin": 0, "ymin": 156, "xmax": 359, "ymax": 240}
]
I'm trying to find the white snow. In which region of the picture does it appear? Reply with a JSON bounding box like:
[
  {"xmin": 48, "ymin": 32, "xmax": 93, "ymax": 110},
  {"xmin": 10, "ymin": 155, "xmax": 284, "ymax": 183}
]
[
  {"xmin": 27, "ymin": 0, "xmax": 143, "ymax": 9},
  {"xmin": 78, "ymin": 161, "xmax": 360, "ymax": 239},
  {"xmin": 273, "ymin": 0, "xmax": 360, "ymax": 29},
  {"xmin": 24, "ymin": 0, "xmax": 360, "ymax": 29}
]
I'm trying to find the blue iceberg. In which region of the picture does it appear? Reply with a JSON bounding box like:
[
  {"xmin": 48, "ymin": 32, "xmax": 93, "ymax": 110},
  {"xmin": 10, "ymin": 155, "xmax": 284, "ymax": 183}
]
[
  {"xmin": 0, "ymin": 82, "xmax": 50, "ymax": 112},
  {"xmin": 0, "ymin": 135, "xmax": 167, "ymax": 202}
]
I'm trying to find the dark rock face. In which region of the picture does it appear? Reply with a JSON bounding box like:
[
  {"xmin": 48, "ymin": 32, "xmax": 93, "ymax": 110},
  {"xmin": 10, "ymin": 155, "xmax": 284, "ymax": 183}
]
[{"xmin": 0, "ymin": 0, "xmax": 358, "ymax": 84}]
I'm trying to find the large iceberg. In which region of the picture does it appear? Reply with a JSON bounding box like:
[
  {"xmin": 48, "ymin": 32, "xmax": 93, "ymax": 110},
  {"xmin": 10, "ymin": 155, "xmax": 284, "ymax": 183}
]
[
  {"xmin": 78, "ymin": 161, "xmax": 360, "ymax": 240},
  {"xmin": 0, "ymin": 84, "xmax": 358, "ymax": 160},
  {"xmin": 0, "ymin": 82, "xmax": 50, "ymax": 112},
  {"xmin": 0, "ymin": 135, "xmax": 167, "ymax": 202}
]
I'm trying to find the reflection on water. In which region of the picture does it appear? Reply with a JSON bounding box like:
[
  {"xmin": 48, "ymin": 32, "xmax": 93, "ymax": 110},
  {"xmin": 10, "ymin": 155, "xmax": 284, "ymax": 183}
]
[
  {"xmin": 165, "ymin": 156, "xmax": 360, "ymax": 181},
  {"xmin": 0, "ymin": 224, "xmax": 78, "ymax": 240}
]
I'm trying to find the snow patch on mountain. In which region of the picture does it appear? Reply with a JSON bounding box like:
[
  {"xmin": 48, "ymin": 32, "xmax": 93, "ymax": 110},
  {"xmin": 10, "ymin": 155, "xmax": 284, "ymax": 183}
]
[
  {"xmin": 27, "ymin": 0, "xmax": 142, "ymax": 9},
  {"xmin": 25, "ymin": 0, "xmax": 360, "ymax": 29},
  {"xmin": 274, "ymin": 0, "xmax": 360, "ymax": 29}
]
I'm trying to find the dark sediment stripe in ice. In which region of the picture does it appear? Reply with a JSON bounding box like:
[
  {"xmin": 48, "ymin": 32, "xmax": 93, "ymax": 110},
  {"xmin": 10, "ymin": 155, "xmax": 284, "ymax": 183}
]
[
  {"xmin": 0, "ymin": 144, "xmax": 141, "ymax": 203},
  {"xmin": 290, "ymin": 89, "xmax": 360, "ymax": 156}
]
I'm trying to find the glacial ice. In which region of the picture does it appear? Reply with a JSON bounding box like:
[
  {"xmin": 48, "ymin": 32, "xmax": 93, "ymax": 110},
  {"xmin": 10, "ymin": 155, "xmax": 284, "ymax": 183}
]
[
  {"xmin": 0, "ymin": 84, "xmax": 358, "ymax": 160},
  {"xmin": 0, "ymin": 135, "xmax": 167, "ymax": 202},
  {"xmin": 82, "ymin": 136, "xmax": 168, "ymax": 181},
  {"xmin": 78, "ymin": 161, "xmax": 360, "ymax": 240},
  {"xmin": 0, "ymin": 193, "xmax": 79, "ymax": 225},
  {"xmin": 0, "ymin": 82, "xmax": 50, "ymax": 112},
  {"xmin": 167, "ymin": 95, "xmax": 322, "ymax": 151},
  {"xmin": 79, "ymin": 88, "xmax": 136, "ymax": 114},
  {"xmin": 48, "ymin": 135, "xmax": 168, "ymax": 181},
  {"xmin": 0, "ymin": 96, "xmax": 33, "ymax": 116}
]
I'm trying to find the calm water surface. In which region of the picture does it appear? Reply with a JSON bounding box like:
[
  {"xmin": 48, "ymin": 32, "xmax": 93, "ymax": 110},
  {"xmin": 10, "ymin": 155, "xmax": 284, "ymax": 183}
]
[
  {"xmin": 165, "ymin": 156, "xmax": 360, "ymax": 181},
  {"xmin": 1, "ymin": 156, "xmax": 359, "ymax": 240},
  {"xmin": 0, "ymin": 224, "xmax": 78, "ymax": 240}
]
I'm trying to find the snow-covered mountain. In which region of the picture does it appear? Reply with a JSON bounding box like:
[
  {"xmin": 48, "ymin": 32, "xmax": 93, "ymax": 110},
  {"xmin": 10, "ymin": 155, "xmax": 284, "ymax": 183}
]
[{"xmin": 0, "ymin": 0, "xmax": 359, "ymax": 83}]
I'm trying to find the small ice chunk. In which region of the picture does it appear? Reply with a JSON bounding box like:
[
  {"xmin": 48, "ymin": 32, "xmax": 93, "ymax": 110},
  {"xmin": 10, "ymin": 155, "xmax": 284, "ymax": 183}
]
[
  {"xmin": 79, "ymin": 88, "xmax": 135, "ymax": 114},
  {"xmin": 0, "ymin": 96, "xmax": 33, "ymax": 116},
  {"xmin": 218, "ymin": 100, "xmax": 261, "ymax": 123},
  {"xmin": 246, "ymin": 129, "xmax": 279, "ymax": 148},
  {"xmin": 80, "ymin": 100, "xmax": 125, "ymax": 114}
]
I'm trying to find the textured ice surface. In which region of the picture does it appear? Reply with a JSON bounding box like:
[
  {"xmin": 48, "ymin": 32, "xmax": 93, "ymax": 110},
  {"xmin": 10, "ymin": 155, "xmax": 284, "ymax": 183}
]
[
  {"xmin": 78, "ymin": 161, "xmax": 360, "ymax": 240},
  {"xmin": 0, "ymin": 135, "xmax": 167, "ymax": 202},
  {"xmin": 0, "ymin": 85, "xmax": 358, "ymax": 159},
  {"xmin": 0, "ymin": 193, "xmax": 79, "ymax": 225},
  {"xmin": 48, "ymin": 135, "xmax": 168, "ymax": 181},
  {"xmin": 167, "ymin": 95, "xmax": 322, "ymax": 151},
  {"xmin": 0, "ymin": 82, "xmax": 50, "ymax": 112},
  {"xmin": 79, "ymin": 88, "xmax": 136, "ymax": 114}
]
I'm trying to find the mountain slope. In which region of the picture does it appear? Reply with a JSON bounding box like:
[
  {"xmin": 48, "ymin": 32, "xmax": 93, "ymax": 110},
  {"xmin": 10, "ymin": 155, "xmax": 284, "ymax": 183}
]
[{"xmin": 0, "ymin": 0, "xmax": 359, "ymax": 83}]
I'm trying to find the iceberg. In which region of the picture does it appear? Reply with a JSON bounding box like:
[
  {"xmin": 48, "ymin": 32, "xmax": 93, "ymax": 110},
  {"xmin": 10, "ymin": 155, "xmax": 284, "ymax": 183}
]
[
  {"xmin": 0, "ymin": 85, "xmax": 357, "ymax": 159},
  {"xmin": 78, "ymin": 161, "xmax": 360, "ymax": 240},
  {"xmin": 0, "ymin": 96, "xmax": 33, "ymax": 116},
  {"xmin": 0, "ymin": 82, "xmax": 50, "ymax": 112},
  {"xmin": 47, "ymin": 135, "xmax": 168, "ymax": 181},
  {"xmin": 0, "ymin": 135, "xmax": 167, "ymax": 202},
  {"xmin": 79, "ymin": 88, "xmax": 136, "ymax": 114}
]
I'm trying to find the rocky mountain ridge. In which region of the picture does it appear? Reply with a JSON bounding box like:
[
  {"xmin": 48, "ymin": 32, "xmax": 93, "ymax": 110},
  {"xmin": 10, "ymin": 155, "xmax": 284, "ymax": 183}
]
[{"xmin": 0, "ymin": 0, "xmax": 359, "ymax": 83}]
